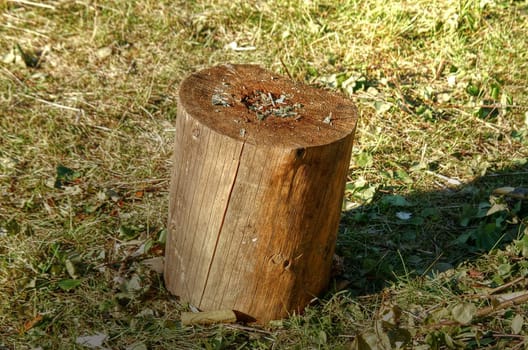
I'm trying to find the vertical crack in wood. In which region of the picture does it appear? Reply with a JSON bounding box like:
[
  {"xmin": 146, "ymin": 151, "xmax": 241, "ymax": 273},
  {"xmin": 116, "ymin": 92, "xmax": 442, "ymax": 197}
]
[{"xmin": 199, "ymin": 141, "xmax": 246, "ymax": 306}]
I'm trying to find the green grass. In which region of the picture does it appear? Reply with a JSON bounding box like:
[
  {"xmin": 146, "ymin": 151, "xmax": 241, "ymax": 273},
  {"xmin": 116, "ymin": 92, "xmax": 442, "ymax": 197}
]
[{"xmin": 1, "ymin": 0, "xmax": 527, "ymax": 348}]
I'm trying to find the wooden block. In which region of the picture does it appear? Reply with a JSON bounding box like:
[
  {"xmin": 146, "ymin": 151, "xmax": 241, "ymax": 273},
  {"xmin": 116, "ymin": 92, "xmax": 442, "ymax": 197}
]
[{"xmin": 165, "ymin": 64, "xmax": 357, "ymax": 323}]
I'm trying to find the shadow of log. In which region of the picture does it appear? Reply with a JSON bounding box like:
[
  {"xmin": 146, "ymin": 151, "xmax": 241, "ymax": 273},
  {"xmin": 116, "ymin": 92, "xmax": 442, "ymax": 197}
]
[{"xmin": 335, "ymin": 162, "xmax": 528, "ymax": 296}]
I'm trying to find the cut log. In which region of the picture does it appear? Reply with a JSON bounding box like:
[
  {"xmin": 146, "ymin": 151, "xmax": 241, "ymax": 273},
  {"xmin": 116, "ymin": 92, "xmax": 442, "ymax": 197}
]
[{"xmin": 165, "ymin": 64, "xmax": 357, "ymax": 323}]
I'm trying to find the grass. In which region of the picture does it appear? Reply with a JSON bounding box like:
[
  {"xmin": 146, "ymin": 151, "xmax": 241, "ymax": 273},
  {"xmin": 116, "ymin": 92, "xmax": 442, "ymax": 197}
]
[{"xmin": 1, "ymin": 0, "xmax": 527, "ymax": 348}]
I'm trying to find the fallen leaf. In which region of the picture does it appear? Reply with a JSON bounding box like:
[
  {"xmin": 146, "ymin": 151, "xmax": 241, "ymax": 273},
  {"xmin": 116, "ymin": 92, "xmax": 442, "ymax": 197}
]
[
  {"xmin": 58, "ymin": 279, "xmax": 82, "ymax": 291},
  {"xmin": 468, "ymin": 269, "xmax": 483, "ymax": 279},
  {"xmin": 396, "ymin": 212, "xmax": 412, "ymax": 220},
  {"xmin": 149, "ymin": 243, "xmax": 164, "ymax": 256},
  {"xmin": 511, "ymin": 314, "xmax": 524, "ymax": 334},
  {"xmin": 181, "ymin": 310, "xmax": 237, "ymax": 325},
  {"xmin": 126, "ymin": 342, "xmax": 148, "ymax": 350},
  {"xmin": 2, "ymin": 47, "xmax": 25, "ymax": 67},
  {"xmin": 486, "ymin": 202, "xmax": 508, "ymax": 216},
  {"xmin": 65, "ymin": 259, "xmax": 77, "ymax": 279},
  {"xmin": 451, "ymin": 302, "xmax": 476, "ymax": 325},
  {"xmin": 21, "ymin": 314, "xmax": 43, "ymax": 334},
  {"xmin": 96, "ymin": 46, "xmax": 113, "ymax": 60},
  {"xmin": 493, "ymin": 187, "xmax": 528, "ymax": 200},
  {"xmin": 141, "ymin": 257, "xmax": 164, "ymax": 273},
  {"xmin": 54, "ymin": 165, "xmax": 80, "ymax": 189},
  {"xmin": 380, "ymin": 305, "xmax": 402, "ymax": 326},
  {"xmin": 76, "ymin": 332, "xmax": 108, "ymax": 349}
]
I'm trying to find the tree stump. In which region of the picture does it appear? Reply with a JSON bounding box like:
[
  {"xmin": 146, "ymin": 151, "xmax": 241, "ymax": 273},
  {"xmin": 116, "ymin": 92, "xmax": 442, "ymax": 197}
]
[{"xmin": 165, "ymin": 64, "xmax": 357, "ymax": 323}]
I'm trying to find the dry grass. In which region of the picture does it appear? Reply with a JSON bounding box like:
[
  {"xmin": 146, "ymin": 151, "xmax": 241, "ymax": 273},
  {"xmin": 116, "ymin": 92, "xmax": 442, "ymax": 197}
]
[{"xmin": 1, "ymin": 0, "xmax": 527, "ymax": 348}]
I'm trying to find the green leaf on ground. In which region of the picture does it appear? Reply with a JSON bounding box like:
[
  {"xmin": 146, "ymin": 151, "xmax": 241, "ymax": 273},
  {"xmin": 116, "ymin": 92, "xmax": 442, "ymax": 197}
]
[
  {"xmin": 58, "ymin": 279, "xmax": 82, "ymax": 291},
  {"xmin": 451, "ymin": 302, "xmax": 477, "ymax": 325},
  {"xmin": 54, "ymin": 165, "xmax": 80, "ymax": 189},
  {"xmin": 511, "ymin": 314, "xmax": 524, "ymax": 334},
  {"xmin": 355, "ymin": 151, "xmax": 374, "ymax": 168}
]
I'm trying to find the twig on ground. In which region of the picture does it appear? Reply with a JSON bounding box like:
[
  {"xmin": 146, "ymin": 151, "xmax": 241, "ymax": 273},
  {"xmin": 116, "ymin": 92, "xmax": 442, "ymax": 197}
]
[
  {"xmin": 8, "ymin": 0, "xmax": 56, "ymax": 10},
  {"xmin": 425, "ymin": 170, "xmax": 462, "ymax": 186},
  {"xmin": 22, "ymin": 93, "xmax": 84, "ymax": 114},
  {"xmin": 488, "ymin": 277, "xmax": 526, "ymax": 295},
  {"xmin": 427, "ymin": 290, "xmax": 528, "ymax": 329},
  {"xmin": 476, "ymin": 291, "xmax": 528, "ymax": 318},
  {"xmin": 279, "ymin": 57, "xmax": 293, "ymax": 80}
]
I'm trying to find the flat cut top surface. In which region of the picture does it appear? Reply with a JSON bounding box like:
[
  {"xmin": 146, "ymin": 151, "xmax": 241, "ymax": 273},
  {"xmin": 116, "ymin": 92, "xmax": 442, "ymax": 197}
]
[{"xmin": 178, "ymin": 64, "xmax": 357, "ymax": 148}]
